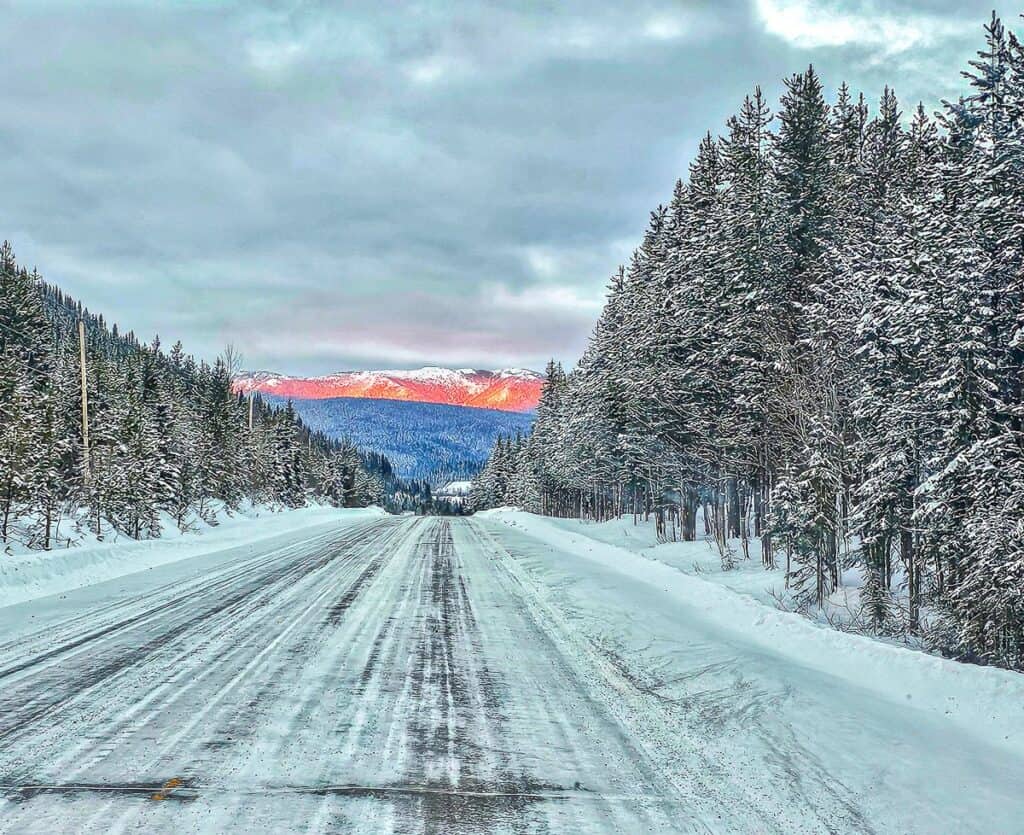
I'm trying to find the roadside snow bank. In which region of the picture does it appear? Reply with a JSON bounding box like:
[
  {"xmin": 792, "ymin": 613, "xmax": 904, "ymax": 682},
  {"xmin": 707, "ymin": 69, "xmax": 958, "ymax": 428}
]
[
  {"xmin": 478, "ymin": 509, "xmax": 1024, "ymax": 757},
  {"xmin": 0, "ymin": 504, "xmax": 386, "ymax": 610},
  {"xmin": 539, "ymin": 512, "xmax": 875, "ymax": 620}
]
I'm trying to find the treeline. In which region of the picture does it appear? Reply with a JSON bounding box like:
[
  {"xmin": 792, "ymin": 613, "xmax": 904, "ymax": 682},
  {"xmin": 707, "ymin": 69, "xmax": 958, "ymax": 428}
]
[
  {"xmin": 473, "ymin": 14, "xmax": 1024, "ymax": 670},
  {"xmin": 1, "ymin": 243, "xmax": 384, "ymax": 551}
]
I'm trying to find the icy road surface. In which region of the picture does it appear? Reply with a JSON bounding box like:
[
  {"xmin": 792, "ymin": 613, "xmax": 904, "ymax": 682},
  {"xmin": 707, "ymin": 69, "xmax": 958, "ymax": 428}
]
[
  {"xmin": 0, "ymin": 514, "xmax": 1021, "ymax": 833},
  {"xmin": 0, "ymin": 517, "xmax": 679, "ymax": 833}
]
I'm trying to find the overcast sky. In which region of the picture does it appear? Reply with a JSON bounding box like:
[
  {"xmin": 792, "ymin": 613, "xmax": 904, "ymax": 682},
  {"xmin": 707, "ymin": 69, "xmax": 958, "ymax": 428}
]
[{"xmin": 1, "ymin": 0, "xmax": 1003, "ymax": 373}]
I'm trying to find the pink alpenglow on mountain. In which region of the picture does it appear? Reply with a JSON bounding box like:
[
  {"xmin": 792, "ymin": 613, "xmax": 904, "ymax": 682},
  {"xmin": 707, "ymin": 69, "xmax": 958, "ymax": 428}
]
[{"xmin": 233, "ymin": 367, "xmax": 544, "ymax": 413}]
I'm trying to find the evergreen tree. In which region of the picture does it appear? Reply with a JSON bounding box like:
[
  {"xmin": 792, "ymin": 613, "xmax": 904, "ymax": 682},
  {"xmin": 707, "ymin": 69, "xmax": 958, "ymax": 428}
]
[{"xmin": 472, "ymin": 13, "xmax": 1024, "ymax": 670}]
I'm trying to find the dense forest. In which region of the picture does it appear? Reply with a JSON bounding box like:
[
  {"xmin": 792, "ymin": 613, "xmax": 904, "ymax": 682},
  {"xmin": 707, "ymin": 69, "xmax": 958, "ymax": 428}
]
[
  {"xmin": 473, "ymin": 14, "xmax": 1024, "ymax": 670},
  {"xmin": 0, "ymin": 244, "xmax": 386, "ymax": 551}
]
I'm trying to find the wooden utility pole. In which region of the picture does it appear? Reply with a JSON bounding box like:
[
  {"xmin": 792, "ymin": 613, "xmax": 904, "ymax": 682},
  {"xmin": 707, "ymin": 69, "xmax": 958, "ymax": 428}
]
[{"xmin": 78, "ymin": 320, "xmax": 91, "ymax": 484}]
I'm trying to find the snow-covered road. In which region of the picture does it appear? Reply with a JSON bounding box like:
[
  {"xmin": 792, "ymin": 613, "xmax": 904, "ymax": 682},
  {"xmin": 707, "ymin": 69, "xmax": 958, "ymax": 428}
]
[
  {"xmin": 0, "ymin": 516, "xmax": 682, "ymax": 833},
  {"xmin": 1, "ymin": 513, "xmax": 1021, "ymax": 833}
]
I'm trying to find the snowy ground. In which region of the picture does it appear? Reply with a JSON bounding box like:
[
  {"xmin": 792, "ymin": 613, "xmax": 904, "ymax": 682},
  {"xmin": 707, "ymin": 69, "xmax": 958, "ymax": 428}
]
[
  {"xmin": 538, "ymin": 512, "xmax": 896, "ymax": 636},
  {"xmin": 0, "ymin": 511, "xmax": 1021, "ymax": 833},
  {"xmin": 478, "ymin": 510, "xmax": 1024, "ymax": 833},
  {"xmin": 0, "ymin": 503, "xmax": 387, "ymax": 609}
]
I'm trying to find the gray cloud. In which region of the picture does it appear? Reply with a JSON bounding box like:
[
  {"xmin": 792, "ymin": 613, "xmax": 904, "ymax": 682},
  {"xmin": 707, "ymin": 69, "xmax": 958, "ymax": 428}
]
[{"xmin": 0, "ymin": 0, "xmax": 999, "ymax": 372}]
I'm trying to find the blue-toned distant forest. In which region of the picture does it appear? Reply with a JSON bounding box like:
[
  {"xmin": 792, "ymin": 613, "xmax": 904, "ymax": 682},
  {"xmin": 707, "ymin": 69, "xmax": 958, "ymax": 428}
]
[{"xmin": 267, "ymin": 395, "xmax": 535, "ymax": 485}]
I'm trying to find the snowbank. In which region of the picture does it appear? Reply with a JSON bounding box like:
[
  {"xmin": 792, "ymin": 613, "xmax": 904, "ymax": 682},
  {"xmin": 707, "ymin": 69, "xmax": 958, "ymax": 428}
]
[
  {"xmin": 480, "ymin": 509, "xmax": 1024, "ymax": 758},
  {"xmin": 0, "ymin": 504, "xmax": 387, "ymax": 610}
]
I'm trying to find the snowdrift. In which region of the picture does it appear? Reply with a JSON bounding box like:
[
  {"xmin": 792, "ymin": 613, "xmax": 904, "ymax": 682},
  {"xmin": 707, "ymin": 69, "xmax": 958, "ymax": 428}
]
[{"xmin": 479, "ymin": 510, "xmax": 1024, "ymax": 759}]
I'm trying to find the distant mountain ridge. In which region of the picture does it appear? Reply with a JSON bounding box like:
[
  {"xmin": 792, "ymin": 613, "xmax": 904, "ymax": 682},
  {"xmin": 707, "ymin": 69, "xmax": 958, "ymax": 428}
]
[{"xmin": 235, "ymin": 367, "xmax": 543, "ymax": 413}]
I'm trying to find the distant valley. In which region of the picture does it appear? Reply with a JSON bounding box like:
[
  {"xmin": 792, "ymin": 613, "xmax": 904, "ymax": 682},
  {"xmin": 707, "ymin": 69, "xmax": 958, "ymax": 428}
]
[
  {"xmin": 264, "ymin": 395, "xmax": 535, "ymax": 484},
  {"xmin": 243, "ymin": 367, "xmax": 542, "ymax": 484}
]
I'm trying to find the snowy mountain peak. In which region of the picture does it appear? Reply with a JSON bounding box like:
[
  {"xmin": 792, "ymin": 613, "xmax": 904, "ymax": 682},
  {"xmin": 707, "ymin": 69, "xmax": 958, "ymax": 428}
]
[{"xmin": 233, "ymin": 366, "xmax": 544, "ymax": 412}]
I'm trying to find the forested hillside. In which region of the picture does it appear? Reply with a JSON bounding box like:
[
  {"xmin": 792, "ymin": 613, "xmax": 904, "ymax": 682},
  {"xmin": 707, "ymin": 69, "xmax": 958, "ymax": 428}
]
[
  {"xmin": 274, "ymin": 395, "xmax": 534, "ymax": 484},
  {"xmin": 473, "ymin": 14, "xmax": 1024, "ymax": 670},
  {"xmin": 0, "ymin": 245, "xmax": 384, "ymax": 551}
]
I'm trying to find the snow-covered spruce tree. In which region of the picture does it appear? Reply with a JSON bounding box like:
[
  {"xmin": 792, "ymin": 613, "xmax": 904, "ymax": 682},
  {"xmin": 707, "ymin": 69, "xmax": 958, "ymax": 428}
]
[
  {"xmin": 850, "ymin": 97, "xmax": 940, "ymax": 632},
  {"xmin": 718, "ymin": 87, "xmax": 783, "ymax": 563},
  {"xmin": 470, "ymin": 434, "xmax": 510, "ymax": 511},
  {"xmin": 765, "ymin": 65, "xmax": 846, "ymax": 605},
  {"xmin": 530, "ymin": 360, "xmax": 573, "ymax": 515}
]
